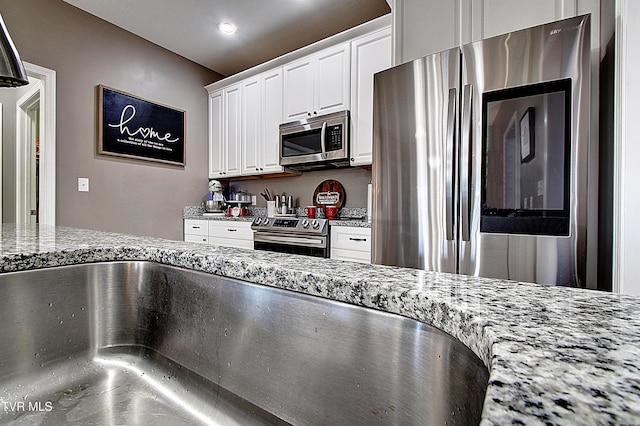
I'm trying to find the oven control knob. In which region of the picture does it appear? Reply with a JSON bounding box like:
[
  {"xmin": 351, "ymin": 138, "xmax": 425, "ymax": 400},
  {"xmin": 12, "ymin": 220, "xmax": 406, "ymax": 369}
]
[
  {"xmin": 301, "ymin": 219, "xmax": 310, "ymax": 228},
  {"xmin": 254, "ymin": 217, "xmax": 262, "ymax": 226},
  {"xmin": 311, "ymin": 219, "xmax": 320, "ymax": 229},
  {"xmin": 262, "ymin": 218, "xmax": 270, "ymax": 226}
]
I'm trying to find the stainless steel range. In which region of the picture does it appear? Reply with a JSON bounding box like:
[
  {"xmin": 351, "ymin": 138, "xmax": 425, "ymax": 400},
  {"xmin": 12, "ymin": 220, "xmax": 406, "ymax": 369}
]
[{"xmin": 251, "ymin": 217, "xmax": 329, "ymax": 258}]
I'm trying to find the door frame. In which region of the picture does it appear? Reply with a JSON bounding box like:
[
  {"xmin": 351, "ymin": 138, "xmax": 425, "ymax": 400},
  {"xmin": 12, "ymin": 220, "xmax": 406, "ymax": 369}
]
[
  {"xmin": 16, "ymin": 62, "xmax": 56, "ymax": 225},
  {"xmin": 16, "ymin": 84, "xmax": 40, "ymax": 225}
]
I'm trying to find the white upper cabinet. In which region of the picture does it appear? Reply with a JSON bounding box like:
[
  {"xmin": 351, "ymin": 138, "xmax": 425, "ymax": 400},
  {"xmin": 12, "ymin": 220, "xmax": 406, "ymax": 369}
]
[
  {"xmin": 468, "ymin": 0, "xmax": 577, "ymax": 41},
  {"xmin": 349, "ymin": 27, "xmax": 392, "ymax": 166},
  {"xmin": 261, "ymin": 68, "xmax": 285, "ymax": 173},
  {"xmin": 394, "ymin": 0, "xmax": 600, "ymax": 63},
  {"xmin": 207, "ymin": 17, "xmax": 391, "ymax": 178},
  {"xmin": 208, "ymin": 90, "xmax": 224, "ymax": 178},
  {"xmin": 224, "ymin": 83, "xmax": 242, "ymax": 177},
  {"xmin": 241, "ymin": 68, "xmax": 284, "ymax": 175},
  {"xmin": 283, "ymin": 43, "xmax": 350, "ymax": 121},
  {"xmin": 241, "ymin": 76, "xmax": 261, "ymax": 175},
  {"xmin": 208, "ymin": 83, "xmax": 242, "ymax": 179},
  {"xmin": 282, "ymin": 56, "xmax": 314, "ymax": 121},
  {"xmin": 314, "ymin": 43, "xmax": 351, "ymax": 116}
]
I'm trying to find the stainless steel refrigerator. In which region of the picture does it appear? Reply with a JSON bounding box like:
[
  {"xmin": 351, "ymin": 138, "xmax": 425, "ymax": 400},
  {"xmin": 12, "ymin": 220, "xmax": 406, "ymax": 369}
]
[{"xmin": 372, "ymin": 15, "xmax": 592, "ymax": 287}]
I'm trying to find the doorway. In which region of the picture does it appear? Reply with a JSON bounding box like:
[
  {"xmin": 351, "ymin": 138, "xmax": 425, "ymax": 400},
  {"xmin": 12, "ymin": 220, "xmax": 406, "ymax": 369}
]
[{"xmin": 15, "ymin": 62, "xmax": 56, "ymax": 225}]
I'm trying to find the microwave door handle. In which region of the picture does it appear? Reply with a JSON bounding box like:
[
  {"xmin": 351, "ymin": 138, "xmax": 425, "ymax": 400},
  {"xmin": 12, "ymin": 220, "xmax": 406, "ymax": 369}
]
[{"xmin": 320, "ymin": 121, "xmax": 327, "ymax": 159}]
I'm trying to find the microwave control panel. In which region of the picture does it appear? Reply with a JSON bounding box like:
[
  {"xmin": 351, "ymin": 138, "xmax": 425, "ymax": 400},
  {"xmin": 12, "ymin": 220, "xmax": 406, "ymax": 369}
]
[{"xmin": 325, "ymin": 124, "xmax": 343, "ymax": 150}]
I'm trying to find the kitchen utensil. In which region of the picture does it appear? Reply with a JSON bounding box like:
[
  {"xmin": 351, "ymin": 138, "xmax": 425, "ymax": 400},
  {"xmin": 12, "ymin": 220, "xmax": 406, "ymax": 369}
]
[
  {"xmin": 204, "ymin": 199, "xmax": 225, "ymax": 213},
  {"xmin": 304, "ymin": 206, "xmax": 316, "ymax": 218}
]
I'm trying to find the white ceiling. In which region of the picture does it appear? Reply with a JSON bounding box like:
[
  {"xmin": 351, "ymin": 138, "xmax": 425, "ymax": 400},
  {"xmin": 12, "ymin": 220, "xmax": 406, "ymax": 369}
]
[{"xmin": 63, "ymin": 0, "xmax": 391, "ymax": 77}]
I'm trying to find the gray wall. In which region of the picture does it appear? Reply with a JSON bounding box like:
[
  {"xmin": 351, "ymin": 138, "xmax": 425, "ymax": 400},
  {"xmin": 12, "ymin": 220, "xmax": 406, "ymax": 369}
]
[{"xmin": 0, "ymin": 0, "xmax": 222, "ymax": 239}]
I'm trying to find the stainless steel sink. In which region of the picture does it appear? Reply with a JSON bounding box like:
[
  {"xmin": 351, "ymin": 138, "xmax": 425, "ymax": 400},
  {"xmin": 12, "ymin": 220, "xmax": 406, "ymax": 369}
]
[{"xmin": 0, "ymin": 262, "xmax": 488, "ymax": 425}]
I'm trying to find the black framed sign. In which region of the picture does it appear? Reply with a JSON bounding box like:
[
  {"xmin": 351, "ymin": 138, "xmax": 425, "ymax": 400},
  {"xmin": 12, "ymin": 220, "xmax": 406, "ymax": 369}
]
[{"xmin": 97, "ymin": 85, "xmax": 185, "ymax": 166}]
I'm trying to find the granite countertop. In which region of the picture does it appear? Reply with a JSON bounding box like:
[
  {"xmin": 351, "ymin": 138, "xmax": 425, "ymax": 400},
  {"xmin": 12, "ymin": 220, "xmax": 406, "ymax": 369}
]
[
  {"xmin": 1, "ymin": 223, "xmax": 638, "ymax": 424},
  {"xmin": 183, "ymin": 206, "xmax": 372, "ymax": 227}
]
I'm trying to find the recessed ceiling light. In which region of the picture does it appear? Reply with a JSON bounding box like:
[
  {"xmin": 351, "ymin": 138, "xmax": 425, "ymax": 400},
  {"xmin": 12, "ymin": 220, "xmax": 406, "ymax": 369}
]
[{"xmin": 219, "ymin": 22, "xmax": 236, "ymax": 35}]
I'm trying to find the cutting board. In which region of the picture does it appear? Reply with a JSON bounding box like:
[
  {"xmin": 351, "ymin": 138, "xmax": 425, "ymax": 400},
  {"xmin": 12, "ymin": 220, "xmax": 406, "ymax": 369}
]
[{"xmin": 313, "ymin": 179, "xmax": 346, "ymax": 209}]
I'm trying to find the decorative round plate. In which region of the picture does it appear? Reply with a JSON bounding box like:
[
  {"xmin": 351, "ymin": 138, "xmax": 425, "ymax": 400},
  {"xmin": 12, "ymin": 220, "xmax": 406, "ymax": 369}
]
[{"xmin": 312, "ymin": 179, "xmax": 346, "ymax": 209}]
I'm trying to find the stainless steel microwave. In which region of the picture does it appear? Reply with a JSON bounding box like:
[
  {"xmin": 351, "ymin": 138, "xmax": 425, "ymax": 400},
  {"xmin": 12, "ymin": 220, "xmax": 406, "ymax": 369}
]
[{"xmin": 279, "ymin": 110, "xmax": 350, "ymax": 170}]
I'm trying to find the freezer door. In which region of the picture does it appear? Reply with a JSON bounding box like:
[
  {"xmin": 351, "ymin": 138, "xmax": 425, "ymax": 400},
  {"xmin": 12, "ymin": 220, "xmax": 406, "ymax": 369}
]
[
  {"xmin": 460, "ymin": 15, "xmax": 590, "ymax": 286},
  {"xmin": 372, "ymin": 48, "xmax": 460, "ymax": 271}
]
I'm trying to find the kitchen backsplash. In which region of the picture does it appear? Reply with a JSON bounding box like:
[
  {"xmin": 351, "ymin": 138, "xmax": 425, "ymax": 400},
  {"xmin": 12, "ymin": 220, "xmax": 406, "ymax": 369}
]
[{"xmin": 226, "ymin": 168, "xmax": 372, "ymax": 209}]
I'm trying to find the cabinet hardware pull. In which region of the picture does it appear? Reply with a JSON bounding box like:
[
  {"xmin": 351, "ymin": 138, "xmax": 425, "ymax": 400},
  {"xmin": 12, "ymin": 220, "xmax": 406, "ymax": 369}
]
[
  {"xmin": 349, "ymin": 237, "xmax": 367, "ymax": 242},
  {"xmin": 227, "ymin": 229, "xmax": 237, "ymax": 232}
]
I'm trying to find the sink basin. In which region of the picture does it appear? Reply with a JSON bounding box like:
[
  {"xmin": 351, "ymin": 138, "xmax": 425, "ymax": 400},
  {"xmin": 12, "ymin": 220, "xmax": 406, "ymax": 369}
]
[{"xmin": 0, "ymin": 262, "xmax": 488, "ymax": 425}]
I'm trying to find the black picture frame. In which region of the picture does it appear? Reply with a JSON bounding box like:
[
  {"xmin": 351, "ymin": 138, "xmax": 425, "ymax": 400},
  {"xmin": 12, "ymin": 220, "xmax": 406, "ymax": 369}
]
[
  {"xmin": 97, "ymin": 85, "xmax": 186, "ymax": 166},
  {"xmin": 520, "ymin": 107, "xmax": 535, "ymax": 163}
]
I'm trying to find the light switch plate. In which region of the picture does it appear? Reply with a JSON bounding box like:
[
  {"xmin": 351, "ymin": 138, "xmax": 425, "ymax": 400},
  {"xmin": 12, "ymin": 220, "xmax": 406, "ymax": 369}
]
[{"xmin": 78, "ymin": 177, "xmax": 89, "ymax": 192}]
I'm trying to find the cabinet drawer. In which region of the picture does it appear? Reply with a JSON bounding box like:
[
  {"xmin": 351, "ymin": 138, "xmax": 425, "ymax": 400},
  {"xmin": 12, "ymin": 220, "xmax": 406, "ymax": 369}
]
[
  {"xmin": 330, "ymin": 226, "xmax": 371, "ymax": 252},
  {"xmin": 331, "ymin": 247, "xmax": 371, "ymax": 264},
  {"xmin": 184, "ymin": 219, "xmax": 208, "ymax": 237},
  {"xmin": 209, "ymin": 236, "xmax": 254, "ymax": 250},
  {"xmin": 184, "ymin": 234, "xmax": 209, "ymax": 244},
  {"xmin": 208, "ymin": 221, "xmax": 253, "ymax": 241}
]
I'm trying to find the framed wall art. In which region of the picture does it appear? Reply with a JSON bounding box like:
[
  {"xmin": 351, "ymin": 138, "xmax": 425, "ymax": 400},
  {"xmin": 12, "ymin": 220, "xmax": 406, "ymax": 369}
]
[
  {"xmin": 519, "ymin": 106, "xmax": 535, "ymax": 163},
  {"xmin": 97, "ymin": 85, "xmax": 185, "ymax": 166}
]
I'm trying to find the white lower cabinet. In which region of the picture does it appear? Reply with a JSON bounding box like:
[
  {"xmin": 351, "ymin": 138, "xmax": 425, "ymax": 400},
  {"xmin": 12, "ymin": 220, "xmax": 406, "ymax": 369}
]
[
  {"xmin": 330, "ymin": 226, "xmax": 371, "ymax": 264},
  {"xmin": 184, "ymin": 219, "xmax": 254, "ymax": 250},
  {"xmin": 208, "ymin": 221, "xmax": 254, "ymax": 249},
  {"xmin": 184, "ymin": 219, "xmax": 209, "ymax": 244}
]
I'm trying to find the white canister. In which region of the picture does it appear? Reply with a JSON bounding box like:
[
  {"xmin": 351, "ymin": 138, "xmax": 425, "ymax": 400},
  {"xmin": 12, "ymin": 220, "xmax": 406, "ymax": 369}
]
[{"xmin": 267, "ymin": 201, "xmax": 276, "ymax": 217}]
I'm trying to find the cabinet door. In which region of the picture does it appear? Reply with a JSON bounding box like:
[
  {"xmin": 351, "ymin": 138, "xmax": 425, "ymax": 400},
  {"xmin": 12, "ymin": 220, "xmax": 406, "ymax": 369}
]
[
  {"xmin": 394, "ymin": 0, "xmax": 578, "ymax": 63},
  {"xmin": 283, "ymin": 57, "xmax": 314, "ymax": 120},
  {"xmin": 315, "ymin": 43, "xmax": 350, "ymax": 115},
  {"xmin": 350, "ymin": 27, "xmax": 392, "ymax": 166},
  {"xmin": 395, "ymin": 0, "xmax": 460, "ymax": 63},
  {"xmin": 224, "ymin": 83, "xmax": 243, "ymax": 177},
  {"xmin": 208, "ymin": 91, "xmax": 225, "ymax": 178},
  {"xmin": 261, "ymin": 68, "xmax": 284, "ymax": 173},
  {"xmin": 242, "ymin": 76, "xmax": 262, "ymax": 175},
  {"xmin": 467, "ymin": 0, "xmax": 574, "ymax": 42}
]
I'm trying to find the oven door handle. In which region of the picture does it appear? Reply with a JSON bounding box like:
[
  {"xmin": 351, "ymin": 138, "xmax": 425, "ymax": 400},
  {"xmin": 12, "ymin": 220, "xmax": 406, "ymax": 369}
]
[{"xmin": 254, "ymin": 233, "xmax": 326, "ymax": 248}]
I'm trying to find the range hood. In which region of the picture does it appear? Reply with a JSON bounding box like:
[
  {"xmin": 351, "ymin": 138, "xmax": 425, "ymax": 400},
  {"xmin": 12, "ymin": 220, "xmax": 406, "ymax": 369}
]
[{"xmin": 0, "ymin": 13, "xmax": 28, "ymax": 87}]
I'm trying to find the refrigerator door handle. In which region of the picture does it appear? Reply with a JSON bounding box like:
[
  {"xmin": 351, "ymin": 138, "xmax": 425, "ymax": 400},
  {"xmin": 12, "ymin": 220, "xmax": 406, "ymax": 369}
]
[
  {"xmin": 445, "ymin": 88, "xmax": 457, "ymax": 241},
  {"xmin": 461, "ymin": 84, "xmax": 472, "ymax": 242}
]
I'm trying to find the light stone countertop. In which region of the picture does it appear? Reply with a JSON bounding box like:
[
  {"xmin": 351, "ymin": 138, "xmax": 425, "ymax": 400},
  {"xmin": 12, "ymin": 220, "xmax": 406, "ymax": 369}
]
[
  {"xmin": 1, "ymin": 223, "xmax": 638, "ymax": 424},
  {"xmin": 183, "ymin": 206, "xmax": 371, "ymax": 227}
]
